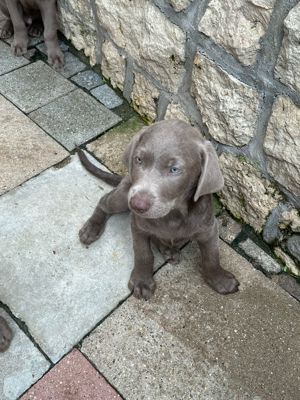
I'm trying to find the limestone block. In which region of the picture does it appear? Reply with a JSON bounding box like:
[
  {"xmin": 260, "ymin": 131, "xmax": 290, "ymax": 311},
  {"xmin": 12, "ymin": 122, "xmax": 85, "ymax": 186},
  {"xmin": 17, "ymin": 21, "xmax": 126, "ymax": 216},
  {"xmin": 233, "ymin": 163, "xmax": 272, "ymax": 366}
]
[
  {"xmin": 219, "ymin": 153, "xmax": 281, "ymax": 232},
  {"xmin": 131, "ymin": 73, "xmax": 159, "ymax": 122},
  {"xmin": 275, "ymin": 3, "xmax": 300, "ymax": 92},
  {"xmin": 169, "ymin": 0, "xmax": 192, "ymax": 12},
  {"xmin": 101, "ymin": 41, "xmax": 126, "ymax": 90},
  {"xmin": 95, "ymin": 0, "xmax": 186, "ymax": 90},
  {"xmin": 199, "ymin": 0, "xmax": 275, "ymax": 65},
  {"xmin": 264, "ymin": 97, "xmax": 300, "ymax": 196},
  {"xmin": 58, "ymin": 0, "xmax": 98, "ymax": 65},
  {"xmin": 279, "ymin": 209, "xmax": 300, "ymax": 233},
  {"xmin": 164, "ymin": 102, "xmax": 189, "ymax": 123},
  {"xmin": 191, "ymin": 54, "xmax": 259, "ymax": 146}
]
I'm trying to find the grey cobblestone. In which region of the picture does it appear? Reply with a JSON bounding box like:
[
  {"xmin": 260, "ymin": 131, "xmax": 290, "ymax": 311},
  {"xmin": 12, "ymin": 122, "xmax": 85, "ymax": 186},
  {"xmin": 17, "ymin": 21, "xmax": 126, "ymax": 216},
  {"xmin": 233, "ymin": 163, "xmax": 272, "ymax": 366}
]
[
  {"xmin": 91, "ymin": 84, "xmax": 123, "ymax": 109},
  {"xmin": 71, "ymin": 70, "xmax": 104, "ymax": 90},
  {"xmin": 239, "ymin": 239, "xmax": 282, "ymax": 274}
]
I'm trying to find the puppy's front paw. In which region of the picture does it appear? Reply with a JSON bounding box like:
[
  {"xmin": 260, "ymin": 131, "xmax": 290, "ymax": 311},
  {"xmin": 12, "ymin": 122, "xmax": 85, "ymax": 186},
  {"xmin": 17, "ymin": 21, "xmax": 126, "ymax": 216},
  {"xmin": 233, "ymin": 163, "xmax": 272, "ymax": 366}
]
[
  {"xmin": 79, "ymin": 220, "xmax": 104, "ymax": 245},
  {"xmin": 204, "ymin": 268, "xmax": 239, "ymax": 295},
  {"xmin": 48, "ymin": 48, "xmax": 64, "ymax": 71},
  {"xmin": 128, "ymin": 272, "xmax": 156, "ymax": 300},
  {"xmin": 0, "ymin": 316, "xmax": 12, "ymax": 352},
  {"xmin": 11, "ymin": 37, "xmax": 28, "ymax": 56}
]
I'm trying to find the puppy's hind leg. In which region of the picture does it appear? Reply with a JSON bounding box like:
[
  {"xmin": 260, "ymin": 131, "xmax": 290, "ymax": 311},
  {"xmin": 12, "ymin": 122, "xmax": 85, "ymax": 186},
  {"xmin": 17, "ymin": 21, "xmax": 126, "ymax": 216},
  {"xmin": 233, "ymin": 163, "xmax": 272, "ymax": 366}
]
[
  {"xmin": 28, "ymin": 16, "xmax": 43, "ymax": 37},
  {"xmin": 79, "ymin": 176, "xmax": 131, "ymax": 245},
  {"xmin": 152, "ymin": 238, "xmax": 181, "ymax": 265}
]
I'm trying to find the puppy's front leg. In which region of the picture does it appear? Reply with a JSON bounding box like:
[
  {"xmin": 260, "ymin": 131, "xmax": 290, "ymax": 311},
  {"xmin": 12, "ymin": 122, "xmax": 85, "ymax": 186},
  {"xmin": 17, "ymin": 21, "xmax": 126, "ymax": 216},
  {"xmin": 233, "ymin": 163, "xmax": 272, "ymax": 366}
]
[
  {"xmin": 6, "ymin": 0, "xmax": 28, "ymax": 56},
  {"xmin": 0, "ymin": 1, "xmax": 13, "ymax": 39},
  {"xmin": 129, "ymin": 219, "xmax": 156, "ymax": 300},
  {"xmin": 38, "ymin": 0, "xmax": 64, "ymax": 69},
  {"xmin": 79, "ymin": 177, "xmax": 130, "ymax": 245},
  {"xmin": 197, "ymin": 221, "xmax": 239, "ymax": 294}
]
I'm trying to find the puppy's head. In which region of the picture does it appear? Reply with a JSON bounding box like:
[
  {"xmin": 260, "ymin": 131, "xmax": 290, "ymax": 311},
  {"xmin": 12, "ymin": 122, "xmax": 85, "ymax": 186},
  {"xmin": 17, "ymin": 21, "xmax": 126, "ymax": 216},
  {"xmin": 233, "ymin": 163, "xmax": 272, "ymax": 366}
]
[{"xmin": 123, "ymin": 120, "xmax": 223, "ymax": 219}]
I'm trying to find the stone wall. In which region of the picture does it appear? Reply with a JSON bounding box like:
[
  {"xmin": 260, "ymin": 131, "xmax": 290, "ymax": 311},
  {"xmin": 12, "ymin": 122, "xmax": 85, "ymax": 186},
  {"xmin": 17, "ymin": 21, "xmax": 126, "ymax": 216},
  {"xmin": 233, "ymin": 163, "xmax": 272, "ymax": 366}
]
[{"xmin": 57, "ymin": 0, "xmax": 300, "ymax": 275}]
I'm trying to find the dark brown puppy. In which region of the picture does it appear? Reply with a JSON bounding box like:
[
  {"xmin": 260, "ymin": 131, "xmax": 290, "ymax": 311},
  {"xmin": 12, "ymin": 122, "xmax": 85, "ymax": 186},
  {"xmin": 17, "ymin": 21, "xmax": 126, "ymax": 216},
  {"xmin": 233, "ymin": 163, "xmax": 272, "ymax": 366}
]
[
  {"xmin": 0, "ymin": 316, "xmax": 12, "ymax": 352},
  {"xmin": 0, "ymin": 0, "xmax": 64, "ymax": 69},
  {"xmin": 78, "ymin": 120, "xmax": 239, "ymax": 300}
]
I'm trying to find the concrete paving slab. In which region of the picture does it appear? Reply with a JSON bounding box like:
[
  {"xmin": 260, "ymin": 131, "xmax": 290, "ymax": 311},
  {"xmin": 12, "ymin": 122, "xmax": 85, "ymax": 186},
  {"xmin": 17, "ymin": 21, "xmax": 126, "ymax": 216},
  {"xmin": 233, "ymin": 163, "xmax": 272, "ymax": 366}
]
[
  {"xmin": 0, "ymin": 309, "xmax": 50, "ymax": 400},
  {"xmin": 0, "ymin": 94, "xmax": 68, "ymax": 195},
  {"xmin": 91, "ymin": 84, "xmax": 123, "ymax": 109},
  {"xmin": 0, "ymin": 40, "xmax": 29, "ymax": 75},
  {"xmin": 0, "ymin": 154, "xmax": 163, "ymax": 362},
  {"xmin": 87, "ymin": 116, "xmax": 145, "ymax": 175},
  {"xmin": 273, "ymin": 274, "xmax": 300, "ymax": 302},
  {"xmin": 71, "ymin": 70, "xmax": 104, "ymax": 90},
  {"xmin": 0, "ymin": 60, "xmax": 75, "ymax": 113},
  {"xmin": 29, "ymin": 89, "xmax": 122, "ymax": 151},
  {"xmin": 21, "ymin": 349, "xmax": 121, "ymax": 400},
  {"xmin": 82, "ymin": 241, "xmax": 300, "ymax": 400}
]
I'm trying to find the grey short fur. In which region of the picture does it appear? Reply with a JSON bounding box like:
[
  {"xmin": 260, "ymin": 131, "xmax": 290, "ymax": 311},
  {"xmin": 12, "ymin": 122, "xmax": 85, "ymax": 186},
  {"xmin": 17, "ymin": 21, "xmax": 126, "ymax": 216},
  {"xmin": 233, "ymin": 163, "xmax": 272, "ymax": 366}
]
[{"xmin": 78, "ymin": 119, "xmax": 239, "ymax": 300}]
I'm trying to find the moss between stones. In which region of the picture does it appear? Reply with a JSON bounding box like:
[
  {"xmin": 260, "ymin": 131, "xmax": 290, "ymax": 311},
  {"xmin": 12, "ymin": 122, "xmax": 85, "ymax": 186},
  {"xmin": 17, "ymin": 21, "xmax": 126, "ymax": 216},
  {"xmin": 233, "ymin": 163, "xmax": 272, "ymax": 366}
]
[
  {"xmin": 213, "ymin": 195, "xmax": 224, "ymax": 216},
  {"xmin": 87, "ymin": 116, "xmax": 146, "ymax": 175}
]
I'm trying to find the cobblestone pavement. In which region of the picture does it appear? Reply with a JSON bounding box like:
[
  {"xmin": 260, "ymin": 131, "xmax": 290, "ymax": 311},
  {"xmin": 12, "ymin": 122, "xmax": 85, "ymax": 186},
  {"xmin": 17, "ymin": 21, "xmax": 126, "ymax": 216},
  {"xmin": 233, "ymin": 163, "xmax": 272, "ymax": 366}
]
[{"xmin": 0, "ymin": 39, "xmax": 299, "ymax": 400}]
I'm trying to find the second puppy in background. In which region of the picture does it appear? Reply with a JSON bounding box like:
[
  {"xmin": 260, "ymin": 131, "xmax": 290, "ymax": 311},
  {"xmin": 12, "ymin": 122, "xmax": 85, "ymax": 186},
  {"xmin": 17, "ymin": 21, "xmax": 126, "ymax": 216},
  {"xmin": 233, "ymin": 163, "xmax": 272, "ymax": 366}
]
[
  {"xmin": 0, "ymin": 316, "xmax": 12, "ymax": 352},
  {"xmin": 0, "ymin": 0, "xmax": 64, "ymax": 69}
]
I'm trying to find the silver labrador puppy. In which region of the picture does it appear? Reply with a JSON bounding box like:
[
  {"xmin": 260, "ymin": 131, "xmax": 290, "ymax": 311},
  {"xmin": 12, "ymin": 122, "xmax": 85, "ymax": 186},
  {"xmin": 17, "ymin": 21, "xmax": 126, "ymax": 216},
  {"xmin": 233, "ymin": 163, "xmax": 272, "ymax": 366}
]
[
  {"xmin": 78, "ymin": 120, "xmax": 239, "ymax": 300},
  {"xmin": 0, "ymin": 0, "xmax": 64, "ymax": 68}
]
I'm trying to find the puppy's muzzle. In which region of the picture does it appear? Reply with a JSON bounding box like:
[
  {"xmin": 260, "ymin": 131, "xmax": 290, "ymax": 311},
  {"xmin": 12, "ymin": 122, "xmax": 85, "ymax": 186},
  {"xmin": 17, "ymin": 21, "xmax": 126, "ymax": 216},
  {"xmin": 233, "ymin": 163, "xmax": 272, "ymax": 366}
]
[{"xmin": 129, "ymin": 192, "xmax": 153, "ymax": 214}]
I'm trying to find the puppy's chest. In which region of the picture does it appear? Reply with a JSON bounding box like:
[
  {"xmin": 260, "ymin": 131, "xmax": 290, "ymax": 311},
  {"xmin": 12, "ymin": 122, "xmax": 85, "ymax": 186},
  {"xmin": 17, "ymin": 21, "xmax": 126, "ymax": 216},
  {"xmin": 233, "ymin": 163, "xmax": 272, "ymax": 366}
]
[{"xmin": 137, "ymin": 214, "xmax": 200, "ymax": 245}]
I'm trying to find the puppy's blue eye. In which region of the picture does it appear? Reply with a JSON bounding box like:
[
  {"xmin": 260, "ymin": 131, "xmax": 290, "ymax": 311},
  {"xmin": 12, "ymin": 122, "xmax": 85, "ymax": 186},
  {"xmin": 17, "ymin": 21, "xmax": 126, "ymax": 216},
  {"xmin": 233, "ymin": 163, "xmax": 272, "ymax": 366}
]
[
  {"xmin": 169, "ymin": 166, "xmax": 180, "ymax": 174},
  {"xmin": 135, "ymin": 156, "xmax": 142, "ymax": 164}
]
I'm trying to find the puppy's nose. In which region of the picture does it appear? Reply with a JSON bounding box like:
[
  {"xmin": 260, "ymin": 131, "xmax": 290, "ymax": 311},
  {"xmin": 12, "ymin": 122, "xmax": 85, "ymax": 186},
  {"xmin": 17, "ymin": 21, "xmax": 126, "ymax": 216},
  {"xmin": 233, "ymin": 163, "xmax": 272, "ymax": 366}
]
[{"xmin": 130, "ymin": 194, "xmax": 151, "ymax": 214}]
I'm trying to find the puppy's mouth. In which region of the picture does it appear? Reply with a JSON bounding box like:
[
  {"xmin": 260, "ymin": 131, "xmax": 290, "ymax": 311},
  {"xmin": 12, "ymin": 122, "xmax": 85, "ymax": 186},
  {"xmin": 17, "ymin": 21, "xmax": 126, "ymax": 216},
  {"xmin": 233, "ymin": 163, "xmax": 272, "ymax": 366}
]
[
  {"xmin": 130, "ymin": 207, "xmax": 171, "ymax": 219},
  {"xmin": 128, "ymin": 197, "xmax": 174, "ymax": 219}
]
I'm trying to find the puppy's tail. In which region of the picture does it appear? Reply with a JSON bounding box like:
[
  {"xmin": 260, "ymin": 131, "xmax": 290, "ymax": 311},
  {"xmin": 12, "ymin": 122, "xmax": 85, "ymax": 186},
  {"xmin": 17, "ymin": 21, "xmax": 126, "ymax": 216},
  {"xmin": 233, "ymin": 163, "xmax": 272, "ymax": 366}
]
[{"xmin": 77, "ymin": 148, "xmax": 123, "ymax": 187}]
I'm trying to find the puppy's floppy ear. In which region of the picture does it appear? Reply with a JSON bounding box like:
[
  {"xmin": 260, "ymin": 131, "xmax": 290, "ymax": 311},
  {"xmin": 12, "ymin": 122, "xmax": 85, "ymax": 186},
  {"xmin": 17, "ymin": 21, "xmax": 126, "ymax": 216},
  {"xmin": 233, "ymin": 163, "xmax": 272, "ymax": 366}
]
[
  {"xmin": 194, "ymin": 140, "xmax": 224, "ymax": 202},
  {"xmin": 123, "ymin": 127, "xmax": 148, "ymax": 174}
]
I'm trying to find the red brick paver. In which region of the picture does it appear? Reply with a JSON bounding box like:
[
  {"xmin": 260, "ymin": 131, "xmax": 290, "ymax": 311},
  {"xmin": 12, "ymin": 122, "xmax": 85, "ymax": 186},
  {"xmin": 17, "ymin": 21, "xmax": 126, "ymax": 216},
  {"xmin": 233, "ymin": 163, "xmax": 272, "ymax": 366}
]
[{"xmin": 21, "ymin": 349, "xmax": 121, "ymax": 400}]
